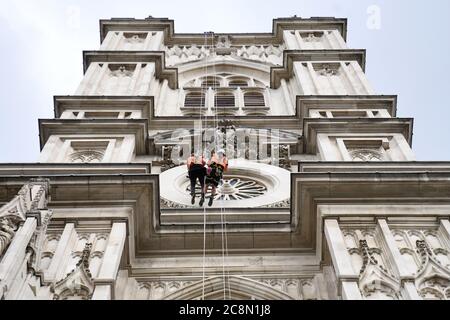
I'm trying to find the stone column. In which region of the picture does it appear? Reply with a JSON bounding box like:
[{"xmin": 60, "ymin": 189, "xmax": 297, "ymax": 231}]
[
  {"xmin": 439, "ymin": 219, "xmax": 450, "ymax": 243},
  {"xmin": 294, "ymin": 30, "xmax": 305, "ymax": 49},
  {"xmin": 44, "ymin": 223, "xmax": 77, "ymax": 282},
  {"xmin": 0, "ymin": 218, "xmax": 37, "ymax": 291},
  {"xmin": 92, "ymin": 285, "xmax": 111, "ymax": 300},
  {"xmin": 280, "ymin": 79, "xmax": 294, "ymax": 114},
  {"xmin": 305, "ymin": 62, "xmax": 322, "ymax": 94},
  {"xmin": 324, "ymin": 219, "xmax": 362, "ymax": 299},
  {"xmin": 332, "ymin": 30, "xmax": 348, "ymax": 48},
  {"xmin": 149, "ymin": 31, "xmax": 164, "ymax": 51},
  {"xmin": 377, "ymin": 219, "xmax": 421, "ymax": 300},
  {"xmin": 95, "ymin": 222, "xmax": 127, "ymax": 299},
  {"xmin": 127, "ymin": 63, "xmax": 142, "ymax": 95},
  {"xmin": 88, "ymin": 63, "xmax": 109, "ymax": 95},
  {"xmin": 282, "ymin": 30, "xmax": 298, "ymax": 50},
  {"xmin": 100, "ymin": 31, "xmax": 115, "ymax": 50},
  {"xmin": 157, "ymin": 79, "xmax": 169, "ymax": 114},
  {"xmin": 143, "ymin": 32, "xmax": 153, "ymax": 50},
  {"xmin": 348, "ymin": 61, "xmax": 375, "ymax": 95}
]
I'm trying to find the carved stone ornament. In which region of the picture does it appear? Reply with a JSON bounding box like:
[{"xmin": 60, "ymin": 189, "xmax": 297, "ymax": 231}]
[
  {"xmin": 0, "ymin": 179, "xmax": 50, "ymax": 257},
  {"xmin": 349, "ymin": 149, "xmax": 383, "ymax": 162},
  {"xmin": 415, "ymin": 240, "xmax": 450, "ymax": 300},
  {"xmin": 358, "ymin": 240, "xmax": 400, "ymax": 299},
  {"xmin": 317, "ymin": 64, "xmax": 338, "ymax": 76},
  {"xmin": 69, "ymin": 150, "xmax": 104, "ymax": 163},
  {"xmin": 51, "ymin": 243, "xmax": 94, "ymax": 300}
]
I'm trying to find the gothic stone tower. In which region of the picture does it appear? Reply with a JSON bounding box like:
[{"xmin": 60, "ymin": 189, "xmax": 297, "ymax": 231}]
[{"xmin": 1, "ymin": 16, "xmax": 450, "ymax": 300}]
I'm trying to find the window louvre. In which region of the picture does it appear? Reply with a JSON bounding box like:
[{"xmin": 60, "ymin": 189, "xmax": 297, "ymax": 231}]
[
  {"xmin": 214, "ymin": 94, "xmax": 235, "ymax": 108},
  {"xmin": 184, "ymin": 93, "xmax": 205, "ymax": 107},
  {"xmin": 244, "ymin": 92, "xmax": 265, "ymax": 107}
]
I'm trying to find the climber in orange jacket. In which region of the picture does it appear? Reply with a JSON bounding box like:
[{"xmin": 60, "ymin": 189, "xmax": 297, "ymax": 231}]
[
  {"xmin": 187, "ymin": 153, "xmax": 207, "ymax": 205},
  {"xmin": 204, "ymin": 149, "xmax": 228, "ymax": 206}
]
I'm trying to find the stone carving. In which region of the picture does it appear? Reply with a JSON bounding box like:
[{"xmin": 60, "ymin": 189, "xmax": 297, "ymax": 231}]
[
  {"xmin": 123, "ymin": 32, "xmax": 146, "ymax": 44},
  {"xmin": 109, "ymin": 65, "xmax": 134, "ymax": 77},
  {"xmin": 69, "ymin": 150, "xmax": 104, "ymax": 163},
  {"xmin": 216, "ymin": 35, "xmax": 236, "ymax": 55},
  {"xmin": 317, "ymin": 64, "xmax": 338, "ymax": 76},
  {"xmin": 415, "ymin": 240, "xmax": 450, "ymax": 300},
  {"xmin": 0, "ymin": 179, "xmax": 50, "ymax": 257},
  {"xmin": 349, "ymin": 149, "xmax": 383, "ymax": 162},
  {"xmin": 136, "ymin": 276, "xmax": 321, "ymax": 300},
  {"xmin": 27, "ymin": 210, "xmax": 53, "ymax": 274},
  {"xmin": 165, "ymin": 45, "xmax": 210, "ymax": 66},
  {"xmin": 256, "ymin": 277, "xmax": 319, "ymax": 300},
  {"xmin": 237, "ymin": 45, "xmax": 284, "ymax": 65},
  {"xmin": 303, "ymin": 32, "xmax": 321, "ymax": 42},
  {"xmin": 160, "ymin": 197, "xmax": 191, "ymax": 209},
  {"xmin": 271, "ymin": 144, "xmax": 291, "ymax": 170},
  {"xmin": 0, "ymin": 218, "xmax": 17, "ymax": 257},
  {"xmin": 257, "ymin": 198, "xmax": 290, "ymax": 208},
  {"xmin": 358, "ymin": 239, "xmax": 400, "ymax": 299},
  {"xmin": 165, "ymin": 44, "xmax": 284, "ymax": 66},
  {"xmin": 160, "ymin": 145, "xmax": 177, "ymax": 172},
  {"xmin": 51, "ymin": 243, "xmax": 94, "ymax": 300}
]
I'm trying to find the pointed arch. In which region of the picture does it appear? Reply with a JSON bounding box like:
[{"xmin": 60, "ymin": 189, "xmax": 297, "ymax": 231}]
[{"xmin": 162, "ymin": 276, "xmax": 294, "ymax": 300}]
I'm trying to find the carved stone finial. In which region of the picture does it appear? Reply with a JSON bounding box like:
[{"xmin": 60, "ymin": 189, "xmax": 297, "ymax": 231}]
[
  {"xmin": 0, "ymin": 218, "xmax": 17, "ymax": 257},
  {"xmin": 358, "ymin": 240, "xmax": 400, "ymax": 299},
  {"xmin": 51, "ymin": 242, "xmax": 94, "ymax": 300}
]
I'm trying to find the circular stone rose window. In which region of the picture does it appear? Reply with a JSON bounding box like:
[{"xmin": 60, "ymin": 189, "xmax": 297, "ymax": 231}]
[
  {"xmin": 186, "ymin": 176, "xmax": 267, "ymax": 201},
  {"xmin": 159, "ymin": 159, "xmax": 290, "ymax": 208}
]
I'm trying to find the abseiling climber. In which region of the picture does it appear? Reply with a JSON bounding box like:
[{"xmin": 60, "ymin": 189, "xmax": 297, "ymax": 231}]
[
  {"xmin": 186, "ymin": 149, "xmax": 229, "ymax": 207},
  {"xmin": 186, "ymin": 152, "xmax": 206, "ymax": 205},
  {"xmin": 204, "ymin": 149, "xmax": 228, "ymax": 207}
]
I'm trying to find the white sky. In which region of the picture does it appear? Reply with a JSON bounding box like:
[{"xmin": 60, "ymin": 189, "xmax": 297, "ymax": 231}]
[{"xmin": 0, "ymin": 0, "xmax": 449, "ymax": 161}]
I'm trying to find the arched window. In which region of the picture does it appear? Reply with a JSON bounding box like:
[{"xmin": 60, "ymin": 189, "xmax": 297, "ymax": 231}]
[
  {"xmin": 184, "ymin": 92, "xmax": 206, "ymax": 107},
  {"xmin": 228, "ymin": 79, "xmax": 248, "ymax": 88},
  {"xmin": 201, "ymin": 77, "xmax": 220, "ymax": 88},
  {"xmin": 244, "ymin": 92, "xmax": 265, "ymax": 107},
  {"xmin": 214, "ymin": 93, "xmax": 235, "ymax": 108}
]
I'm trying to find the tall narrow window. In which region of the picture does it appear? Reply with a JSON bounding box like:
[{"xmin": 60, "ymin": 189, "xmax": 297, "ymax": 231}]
[
  {"xmin": 184, "ymin": 92, "xmax": 206, "ymax": 107},
  {"xmin": 244, "ymin": 92, "xmax": 265, "ymax": 107},
  {"xmin": 214, "ymin": 93, "xmax": 235, "ymax": 108}
]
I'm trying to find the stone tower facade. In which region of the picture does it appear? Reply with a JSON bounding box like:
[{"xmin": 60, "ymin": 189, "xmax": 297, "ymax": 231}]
[{"xmin": 1, "ymin": 16, "xmax": 450, "ymax": 300}]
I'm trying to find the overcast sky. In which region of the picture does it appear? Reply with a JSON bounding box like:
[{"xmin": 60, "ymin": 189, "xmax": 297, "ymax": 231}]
[{"xmin": 0, "ymin": 0, "xmax": 449, "ymax": 162}]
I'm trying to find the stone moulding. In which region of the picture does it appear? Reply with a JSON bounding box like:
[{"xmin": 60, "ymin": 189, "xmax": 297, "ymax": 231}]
[
  {"xmin": 99, "ymin": 17, "xmax": 347, "ymax": 45},
  {"xmin": 302, "ymin": 117, "xmax": 414, "ymax": 154},
  {"xmin": 38, "ymin": 118, "xmax": 148, "ymax": 155},
  {"xmin": 296, "ymin": 95, "xmax": 398, "ymax": 120},
  {"xmin": 270, "ymin": 49, "xmax": 366, "ymax": 88},
  {"xmin": 82, "ymin": 51, "xmax": 178, "ymax": 89},
  {"xmin": 53, "ymin": 95, "xmax": 154, "ymax": 120}
]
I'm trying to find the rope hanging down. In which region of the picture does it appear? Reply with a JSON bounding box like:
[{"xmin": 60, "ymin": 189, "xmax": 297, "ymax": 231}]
[{"xmin": 198, "ymin": 31, "xmax": 231, "ymax": 300}]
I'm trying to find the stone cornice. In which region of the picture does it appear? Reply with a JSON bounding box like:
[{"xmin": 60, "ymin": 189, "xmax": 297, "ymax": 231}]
[
  {"xmin": 298, "ymin": 161, "xmax": 450, "ymax": 173},
  {"xmin": 146, "ymin": 103, "xmax": 303, "ymax": 131},
  {"xmin": 302, "ymin": 117, "xmax": 414, "ymax": 154},
  {"xmin": 1, "ymin": 166, "xmax": 450, "ymax": 259},
  {"xmin": 296, "ymin": 95, "xmax": 398, "ymax": 120},
  {"xmin": 271, "ymin": 49, "xmax": 366, "ymax": 88},
  {"xmin": 38, "ymin": 118, "xmax": 149, "ymax": 155},
  {"xmin": 290, "ymin": 170, "xmax": 450, "ymax": 255},
  {"xmin": 53, "ymin": 95, "xmax": 153, "ymax": 120},
  {"xmin": 0, "ymin": 163, "xmax": 151, "ymax": 175},
  {"xmin": 82, "ymin": 51, "xmax": 178, "ymax": 89},
  {"xmin": 99, "ymin": 17, "xmax": 347, "ymax": 45}
]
